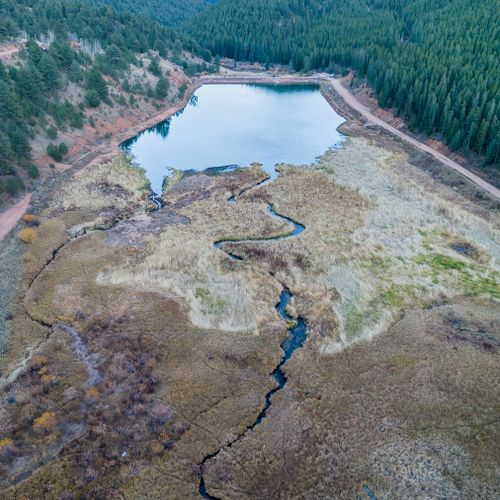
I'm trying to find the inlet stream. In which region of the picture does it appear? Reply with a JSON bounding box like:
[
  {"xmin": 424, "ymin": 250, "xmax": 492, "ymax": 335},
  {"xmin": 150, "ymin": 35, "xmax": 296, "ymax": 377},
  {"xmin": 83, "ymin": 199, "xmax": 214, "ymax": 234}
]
[
  {"xmin": 14, "ymin": 160, "xmax": 309, "ymax": 498},
  {"xmin": 199, "ymin": 181, "xmax": 308, "ymax": 499}
]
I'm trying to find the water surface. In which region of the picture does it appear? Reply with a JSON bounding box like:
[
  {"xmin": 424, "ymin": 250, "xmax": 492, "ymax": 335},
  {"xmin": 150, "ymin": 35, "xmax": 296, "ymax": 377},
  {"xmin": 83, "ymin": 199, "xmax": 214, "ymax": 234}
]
[{"xmin": 121, "ymin": 84, "xmax": 345, "ymax": 193}]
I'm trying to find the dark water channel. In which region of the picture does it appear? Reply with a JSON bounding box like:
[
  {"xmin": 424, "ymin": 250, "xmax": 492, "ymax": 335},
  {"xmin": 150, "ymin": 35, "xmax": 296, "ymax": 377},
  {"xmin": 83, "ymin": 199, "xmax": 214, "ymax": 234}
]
[{"xmin": 200, "ymin": 200, "xmax": 308, "ymax": 498}]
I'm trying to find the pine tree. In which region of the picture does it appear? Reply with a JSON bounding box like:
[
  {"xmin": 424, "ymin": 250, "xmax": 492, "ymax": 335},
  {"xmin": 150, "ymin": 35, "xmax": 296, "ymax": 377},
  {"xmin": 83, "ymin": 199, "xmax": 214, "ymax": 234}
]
[
  {"xmin": 155, "ymin": 76, "xmax": 170, "ymax": 99},
  {"xmin": 86, "ymin": 67, "xmax": 108, "ymax": 100}
]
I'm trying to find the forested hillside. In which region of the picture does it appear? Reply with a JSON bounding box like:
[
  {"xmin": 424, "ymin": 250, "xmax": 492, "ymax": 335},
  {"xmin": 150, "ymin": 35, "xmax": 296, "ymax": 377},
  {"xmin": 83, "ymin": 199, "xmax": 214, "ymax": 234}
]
[
  {"xmin": 90, "ymin": 0, "xmax": 218, "ymax": 27},
  {"xmin": 0, "ymin": 0, "xmax": 212, "ymax": 200},
  {"xmin": 187, "ymin": 0, "xmax": 500, "ymax": 167}
]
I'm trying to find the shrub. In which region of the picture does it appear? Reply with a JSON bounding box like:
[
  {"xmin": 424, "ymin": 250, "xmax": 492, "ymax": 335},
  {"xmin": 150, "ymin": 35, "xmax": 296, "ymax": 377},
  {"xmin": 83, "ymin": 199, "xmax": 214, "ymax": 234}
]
[
  {"xmin": 22, "ymin": 214, "xmax": 38, "ymax": 224},
  {"xmin": 33, "ymin": 411, "xmax": 57, "ymax": 433},
  {"xmin": 85, "ymin": 89, "xmax": 101, "ymax": 108},
  {"xmin": 47, "ymin": 143, "xmax": 68, "ymax": 162},
  {"xmin": 5, "ymin": 177, "xmax": 24, "ymax": 196},
  {"xmin": 40, "ymin": 373, "xmax": 56, "ymax": 384},
  {"xmin": 0, "ymin": 437, "xmax": 14, "ymax": 462},
  {"xmin": 0, "ymin": 438, "xmax": 13, "ymax": 450},
  {"xmin": 26, "ymin": 164, "xmax": 39, "ymax": 179},
  {"xmin": 18, "ymin": 227, "xmax": 37, "ymax": 243},
  {"xmin": 47, "ymin": 126, "xmax": 58, "ymax": 140},
  {"xmin": 148, "ymin": 56, "xmax": 161, "ymax": 77},
  {"xmin": 58, "ymin": 142, "xmax": 68, "ymax": 156},
  {"xmin": 178, "ymin": 82, "xmax": 187, "ymax": 98},
  {"xmin": 47, "ymin": 143, "xmax": 62, "ymax": 162},
  {"xmin": 115, "ymin": 93, "xmax": 127, "ymax": 106},
  {"xmin": 156, "ymin": 76, "xmax": 170, "ymax": 99},
  {"xmin": 30, "ymin": 354, "xmax": 48, "ymax": 369}
]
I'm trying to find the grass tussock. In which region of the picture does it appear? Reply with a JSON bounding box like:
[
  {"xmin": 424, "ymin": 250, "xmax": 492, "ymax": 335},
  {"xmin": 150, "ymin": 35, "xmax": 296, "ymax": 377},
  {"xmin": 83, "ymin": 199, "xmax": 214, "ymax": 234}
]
[{"xmin": 17, "ymin": 227, "xmax": 37, "ymax": 244}]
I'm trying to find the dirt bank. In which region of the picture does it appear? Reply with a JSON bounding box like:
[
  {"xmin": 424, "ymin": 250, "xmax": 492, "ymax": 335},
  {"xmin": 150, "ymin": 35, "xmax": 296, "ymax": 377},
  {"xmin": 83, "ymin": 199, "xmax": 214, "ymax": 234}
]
[{"xmin": 0, "ymin": 78, "xmax": 200, "ymax": 241}]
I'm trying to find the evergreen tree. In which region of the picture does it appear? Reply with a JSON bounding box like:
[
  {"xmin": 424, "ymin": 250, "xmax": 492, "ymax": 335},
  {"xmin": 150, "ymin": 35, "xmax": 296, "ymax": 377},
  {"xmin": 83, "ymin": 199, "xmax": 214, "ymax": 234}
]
[
  {"xmin": 149, "ymin": 56, "xmax": 161, "ymax": 77},
  {"xmin": 86, "ymin": 67, "xmax": 108, "ymax": 100},
  {"xmin": 155, "ymin": 76, "xmax": 169, "ymax": 99},
  {"xmin": 38, "ymin": 54, "xmax": 61, "ymax": 92}
]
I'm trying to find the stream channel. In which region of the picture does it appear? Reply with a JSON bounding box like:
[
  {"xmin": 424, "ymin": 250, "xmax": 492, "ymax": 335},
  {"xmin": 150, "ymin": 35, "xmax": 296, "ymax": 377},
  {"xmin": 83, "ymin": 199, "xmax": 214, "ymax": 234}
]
[{"xmin": 121, "ymin": 83, "xmax": 345, "ymax": 497}]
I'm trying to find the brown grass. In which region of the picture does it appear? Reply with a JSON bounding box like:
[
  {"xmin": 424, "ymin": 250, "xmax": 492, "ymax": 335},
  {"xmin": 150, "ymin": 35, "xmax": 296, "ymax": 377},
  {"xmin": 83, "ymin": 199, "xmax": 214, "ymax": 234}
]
[
  {"xmin": 22, "ymin": 214, "xmax": 38, "ymax": 224},
  {"xmin": 18, "ymin": 227, "xmax": 38, "ymax": 243},
  {"xmin": 2, "ymin": 123, "xmax": 499, "ymax": 497}
]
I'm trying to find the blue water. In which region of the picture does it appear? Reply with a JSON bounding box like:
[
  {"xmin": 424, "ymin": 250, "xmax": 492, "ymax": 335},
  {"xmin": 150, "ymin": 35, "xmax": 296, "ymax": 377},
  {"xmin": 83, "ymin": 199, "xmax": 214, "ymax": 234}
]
[
  {"xmin": 121, "ymin": 84, "xmax": 345, "ymax": 194},
  {"xmin": 213, "ymin": 203, "xmax": 305, "ymax": 259},
  {"xmin": 255, "ymin": 288, "xmax": 307, "ymax": 424}
]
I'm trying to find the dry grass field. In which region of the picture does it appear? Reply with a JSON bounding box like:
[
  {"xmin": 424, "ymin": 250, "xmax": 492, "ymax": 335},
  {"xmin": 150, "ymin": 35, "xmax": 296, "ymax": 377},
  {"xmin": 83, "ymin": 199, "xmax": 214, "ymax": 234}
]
[{"xmin": 0, "ymin": 115, "xmax": 498, "ymax": 497}]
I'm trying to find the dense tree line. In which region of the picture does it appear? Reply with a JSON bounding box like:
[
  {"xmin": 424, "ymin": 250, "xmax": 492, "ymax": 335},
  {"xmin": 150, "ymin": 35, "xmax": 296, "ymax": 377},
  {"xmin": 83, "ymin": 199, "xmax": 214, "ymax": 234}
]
[
  {"xmin": 187, "ymin": 0, "xmax": 500, "ymax": 167},
  {"xmin": 0, "ymin": 0, "xmax": 208, "ymax": 199},
  {"xmin": 89, "ymin": 0, "xmax": 218, "ymax": 27},
  {"xmin": 0, "ymin": 0, "xmax": 199, "ymax": 57}
]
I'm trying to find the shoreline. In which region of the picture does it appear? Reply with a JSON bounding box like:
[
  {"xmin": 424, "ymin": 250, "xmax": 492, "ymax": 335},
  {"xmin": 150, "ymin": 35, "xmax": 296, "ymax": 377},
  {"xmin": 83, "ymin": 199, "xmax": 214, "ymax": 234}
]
[
  {"xmin": 0, "ymin": 81, "xmax": 202, "ymax": 241},
  {"xmin": 201, "ymin": 74, "xmax": 500, "ymax": 200},
  {"xmin": 2, "ymin": 71, "xmax": 498, "ymax": 241}
]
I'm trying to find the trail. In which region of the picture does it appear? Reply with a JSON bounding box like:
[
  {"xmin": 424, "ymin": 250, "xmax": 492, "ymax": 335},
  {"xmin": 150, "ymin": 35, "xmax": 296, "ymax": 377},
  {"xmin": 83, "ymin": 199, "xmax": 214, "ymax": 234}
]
[
  {"xmin": 0, "ymin": 47, "xmax": 19, "ymax": 58},
  {"xmin": 328, "ymin": 76, "xmax": 500, "ymax": 200},
  {"xmin": 0, "ymin": 194, "xmax": 31, "ymax": 241}
]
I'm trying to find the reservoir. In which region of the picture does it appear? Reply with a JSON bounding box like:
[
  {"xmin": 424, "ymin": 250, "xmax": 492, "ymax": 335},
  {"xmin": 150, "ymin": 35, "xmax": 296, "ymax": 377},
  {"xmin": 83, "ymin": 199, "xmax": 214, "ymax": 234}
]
[{"xmin": 121, "ymin": 84, "xmax": 345, "ymax": 194}]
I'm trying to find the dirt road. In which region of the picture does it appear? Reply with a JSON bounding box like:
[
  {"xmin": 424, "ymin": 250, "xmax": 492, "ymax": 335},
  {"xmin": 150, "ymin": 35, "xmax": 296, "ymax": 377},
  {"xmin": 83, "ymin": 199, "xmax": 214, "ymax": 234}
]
[
  {"xmin": 0, "ymin": 194, "xmax": 31, "ymax": 241},
  {"xmin": 0, "ymin": 48, "xmax": 18, "ymax": 57},
  {"xmin": 329, "ymin": 77, "xmax": 500, "ymax": 200}
]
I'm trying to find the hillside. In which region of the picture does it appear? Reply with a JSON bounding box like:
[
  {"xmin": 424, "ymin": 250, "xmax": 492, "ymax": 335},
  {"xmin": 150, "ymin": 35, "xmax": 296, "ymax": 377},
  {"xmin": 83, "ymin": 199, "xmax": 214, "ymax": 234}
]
[
  {"xmin": 186, "ymin": 0, "xmax": 500, "ymax": 169},
  {"xmin": 0, "ymin": 0, "xmax": 215, "ymax": 203}
]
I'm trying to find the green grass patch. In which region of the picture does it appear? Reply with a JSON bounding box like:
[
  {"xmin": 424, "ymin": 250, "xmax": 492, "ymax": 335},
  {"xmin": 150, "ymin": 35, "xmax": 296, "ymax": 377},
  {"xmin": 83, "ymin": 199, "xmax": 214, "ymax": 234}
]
[
  {"xmin": 459, "ymin": 273, "xmax": 500, "ymax": 299},
  {"xmin": 344, "ymin": 304, "xmax": 364, "ymax": 340},
  {"xmin": 430, "ymin": 254, "xmax": 467, "ymax": 271},
  {"xmin": 377, "ymin": 284, "xmax": 417, "ymax": 309},
  {"xmin": 195, "ymin": 287, "xmax": 228, "ymax": 314},
  {"xmin": 415, "ymin": 252, "xmax": 499, "ymax": 299}
]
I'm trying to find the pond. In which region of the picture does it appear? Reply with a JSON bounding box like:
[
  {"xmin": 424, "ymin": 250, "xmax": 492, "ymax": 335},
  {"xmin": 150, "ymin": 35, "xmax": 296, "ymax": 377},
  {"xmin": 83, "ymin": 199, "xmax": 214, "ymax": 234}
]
[{"xmin": 121, "ymin": 84, "xmax": 345, "ymax": 194}]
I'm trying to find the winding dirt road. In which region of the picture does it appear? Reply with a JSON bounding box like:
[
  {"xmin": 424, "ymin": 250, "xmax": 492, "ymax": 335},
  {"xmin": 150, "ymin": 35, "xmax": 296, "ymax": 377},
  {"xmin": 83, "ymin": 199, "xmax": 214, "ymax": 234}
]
[{"xmin": 328, "ymin": 77, "xmax": 500, "ymax": 200}]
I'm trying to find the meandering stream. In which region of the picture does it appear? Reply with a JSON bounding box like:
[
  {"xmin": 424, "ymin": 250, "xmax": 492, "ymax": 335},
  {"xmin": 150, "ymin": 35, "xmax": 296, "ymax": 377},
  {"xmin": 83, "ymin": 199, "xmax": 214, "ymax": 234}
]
[
  {"xmin": 199, "ymin": 182, "xmax": 309, "ymax": 499},
  {"xmin": 123, "ymin": 83, "xmax": 340, "ymax": 496}
]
